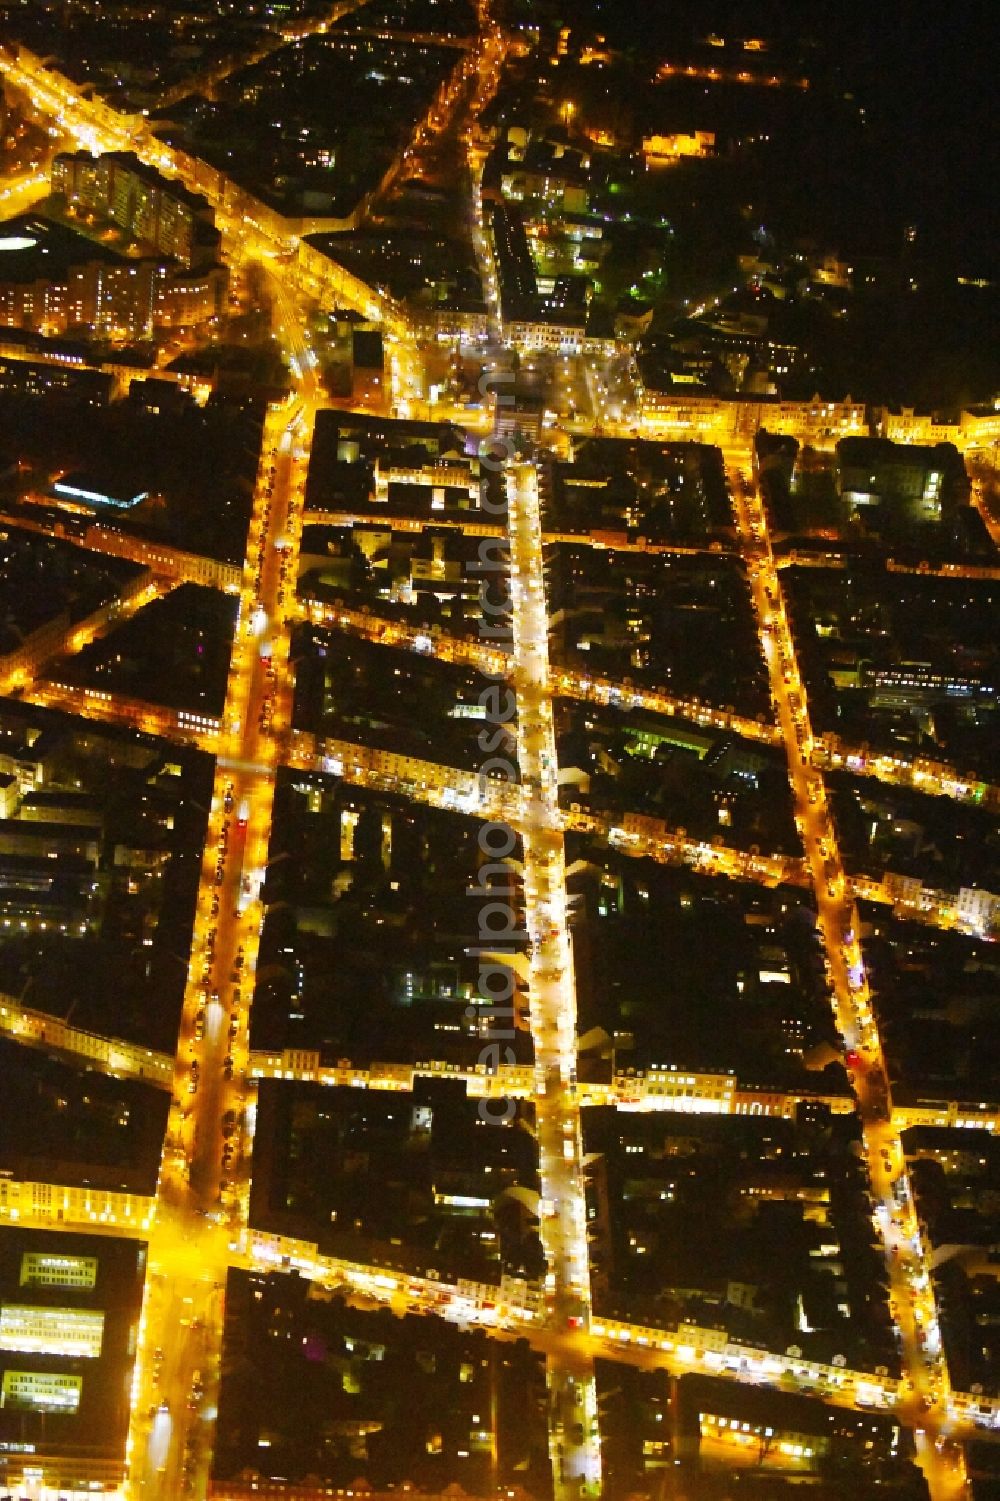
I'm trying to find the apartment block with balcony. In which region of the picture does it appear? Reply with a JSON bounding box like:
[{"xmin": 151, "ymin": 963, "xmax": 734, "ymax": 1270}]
[{"xmin": 53, "ymin": 149, "xmax": 218, "ymax": 269}]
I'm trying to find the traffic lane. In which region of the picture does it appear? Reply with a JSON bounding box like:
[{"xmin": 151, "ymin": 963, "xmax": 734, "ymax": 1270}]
[
  {"xmin": 149, "ymin": 1275, "xmax": 217, "ymax": 1499},
  {"xmin": 510, "ymin": 464, "xmax": 601, "ymax": 1489},
  {"xmin": 739, "ymin": 483, "xmax": 961, "ymax": 1495},
  {"xmin": 139, "ymin": 1274, "xmax": 201, "ymax": 1497},
  {"xmin": 141, "ymin": 417, "xmax": 285, "ymax": 1479},
  {"xmin": 186, "ymin": 812, "xmax": 250, "ymax": 1195},
  {"xmin": 109, "ymin": 398, "xmax": 298, "ymax": 1492},
  {"xmin": 179, "ymin": 1277, "xmax": 226, "ymax": 1498},
  {"xmin": 240, "ymin": 470, "xmax": 299, "ymax": 747},
  {"xmin": 197, "ymin": 422, "xmax": 308, "ymax": 1193},
  {"xmin": 549, "ymin": 1354, "xmax": 599, "ymax": 1484},
  {"xmin": 190, "ymin": 800, "xmax": 263, "ymax": 1187}
]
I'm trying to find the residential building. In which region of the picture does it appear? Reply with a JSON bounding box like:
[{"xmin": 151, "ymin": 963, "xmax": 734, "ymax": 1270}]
[{"xmin": 52, "ymin": 150, "xmax": 217, "ymax": 268}]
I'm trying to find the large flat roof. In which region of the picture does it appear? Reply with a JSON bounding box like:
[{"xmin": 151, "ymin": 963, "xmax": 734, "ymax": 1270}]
[{"xmin": 0, "ymin": 212, "xmax": 126, "ymax": 284}]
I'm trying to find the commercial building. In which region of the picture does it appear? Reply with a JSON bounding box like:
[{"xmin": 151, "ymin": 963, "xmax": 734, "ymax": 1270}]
[
  {"xmin": 52, "ymin": 469, "xmax": 151, "ymax": 511},
  {"xmin": 0, "ymin": 1303, "xmax": 105, "ymax": 1358},
  {"xmin": 866, "ymin": 661, "xmax": 994, "ymax": 711},
  {"xmin": 20, "ymin": 1251, "xmax": 98, "ymax": 1290},
  {"xmin": 0, "ymin": 1228, "xmax": 145, "ymax": 1495}
]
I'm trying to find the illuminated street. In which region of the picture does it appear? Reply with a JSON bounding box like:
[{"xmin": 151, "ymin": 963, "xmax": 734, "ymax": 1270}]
[
  {"xmin": 507, "ymin": 462, "xmax": 601, "ymax": 1498},
  {"xmin": 0, "ymin": 10, "xmax": 994, "ymax": 1501},
  {"xmin": 121, "ymin": 389, "xmax": 315, "ymax": 1497},
  {"xmin": 730, "ymin": 462, "xmax": 969, "ymax": 1501},
  {"xmin": 0, "ymin": 572, "xmax": 175, "ymax": 696}
]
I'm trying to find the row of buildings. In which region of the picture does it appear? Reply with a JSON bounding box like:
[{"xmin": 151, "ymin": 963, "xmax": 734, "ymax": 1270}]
[
  {"xmin": 486, "ymin": 200, "xmax": 598, "ymax": 354},
  {"xmin": 0, "ymin": 151, "xmax": 228, "ymax": 339},
  {"xmin": 639, "ymin": 385, "xmax": 1000, "ymax": 452},
  {"xmin": 51, "ymin": 149, "xmax": 220, "ymax": 269},
  {"xmin": 480, "ymin": 124, "xmax": 624, "ymax": 354}
]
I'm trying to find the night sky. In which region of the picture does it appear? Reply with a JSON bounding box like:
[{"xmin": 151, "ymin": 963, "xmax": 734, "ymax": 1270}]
[{"xmin": 573, "ymin": 0, "xmax": 998, "ymax": 273}]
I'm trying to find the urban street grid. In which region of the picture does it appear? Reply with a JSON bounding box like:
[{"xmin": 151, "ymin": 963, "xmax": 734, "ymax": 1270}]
[{"xmin": 0, "ymin": 5, "xmax": 996, "ymax": 1501}]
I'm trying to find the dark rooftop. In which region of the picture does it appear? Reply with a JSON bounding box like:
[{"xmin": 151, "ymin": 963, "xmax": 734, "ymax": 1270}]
[{"xmin": 0, "ymin": 212, "xmax": 125, "ymax": 283}]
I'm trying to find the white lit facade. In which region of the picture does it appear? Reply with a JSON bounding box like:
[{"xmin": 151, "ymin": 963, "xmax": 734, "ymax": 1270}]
[{"xmin": 0, "ymin": 1305, "xmax": 104, "ymax": 1359}]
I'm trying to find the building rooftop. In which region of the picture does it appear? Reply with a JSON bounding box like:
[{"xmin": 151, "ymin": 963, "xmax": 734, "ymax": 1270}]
[
  {"xmin": 52, "ymin": 469, "xmax": 151, "ymax": 510},
  {"xmin": 55, "ymin": 148, "xmax": 211, "ymax": 217},
  {"xmin": 0, "ymin": 212, "xmax": 126, "ymax": 284},
  {"xmin": 0, "ymin": 1227, "xmax": 145, "ymax": 1472}
]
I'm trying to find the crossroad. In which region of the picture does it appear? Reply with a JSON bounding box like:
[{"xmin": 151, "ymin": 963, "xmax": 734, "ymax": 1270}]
[
  {"xmin": 0, "ymin": 473, "xmax": 989, "ymax": 1494},
  {"xmin": 0, "ymin": 22, "xmax": 993, "ymax": 1501},
  {"xmin": 0, "ymin": 571, "xmax": 175, "ymax": 696},
  {"xmin": 13, "ymin": 664, "xmax": 994, "ymax": 940},
  {"xmin": 0, "ymin": 45, "xmax": 406, "ymax": 331},
  {"xmin": 6, "ymin": 1170, "xmax": 999, "ymax": 1446},
  {"xmin": 10, "ymin": 506, "xmax": 992, "ymax": 807}
]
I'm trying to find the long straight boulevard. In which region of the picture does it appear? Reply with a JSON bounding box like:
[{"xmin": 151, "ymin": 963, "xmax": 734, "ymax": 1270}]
[
  {"xmin": 4, "ymin": 1165, "xmax": 1000, "ymax": 1443},
  {"xmin": 507, "ymin": 462, "xmax": 602, "ymax": 1499},
  {"xmin": 13, "ymin": 661, "xmax": 994, "ymax": 938},
  {"xmin": 730, "ymin": 462, "xmax": 969, "ymax": 1501},
  {"xmin": 123, "ymin": 392, "xmax": 316, "ymax": 1500},
  {"xmin": 0, "ymin": 19, "xmax": 993, "ymax": 1501}
]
